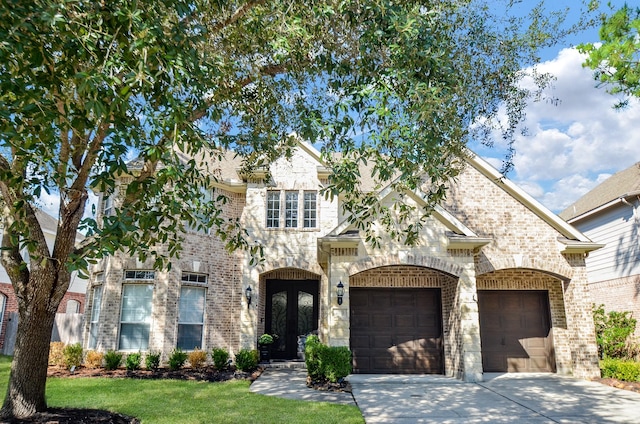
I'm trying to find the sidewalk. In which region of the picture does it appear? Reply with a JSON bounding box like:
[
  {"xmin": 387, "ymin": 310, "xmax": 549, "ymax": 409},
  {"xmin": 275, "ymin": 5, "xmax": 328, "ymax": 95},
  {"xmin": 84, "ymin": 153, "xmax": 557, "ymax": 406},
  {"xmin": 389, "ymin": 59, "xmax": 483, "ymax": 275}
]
[{"xmin": 249, "ymin": 368, "xmax": 356, "ymax": 405}]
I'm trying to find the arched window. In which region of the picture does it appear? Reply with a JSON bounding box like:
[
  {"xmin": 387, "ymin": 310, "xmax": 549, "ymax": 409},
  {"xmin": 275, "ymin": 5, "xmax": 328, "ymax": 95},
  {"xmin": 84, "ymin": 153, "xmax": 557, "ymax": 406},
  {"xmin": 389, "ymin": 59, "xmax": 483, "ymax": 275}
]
[{"xmin": 66, "ymin": 299, "xmax": 80, "ymax": 314}]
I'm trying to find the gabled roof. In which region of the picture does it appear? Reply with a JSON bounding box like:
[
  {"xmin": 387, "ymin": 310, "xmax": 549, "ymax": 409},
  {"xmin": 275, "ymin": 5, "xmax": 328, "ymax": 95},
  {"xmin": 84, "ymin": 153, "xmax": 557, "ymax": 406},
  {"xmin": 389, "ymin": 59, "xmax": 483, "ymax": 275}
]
[
  {"xmin": 466, "ymin": 153, "xmax": 592, "ymax": 243},
  {"xmin": 559, "ymin": 161, "xmax": 640, "ymax": 222}
]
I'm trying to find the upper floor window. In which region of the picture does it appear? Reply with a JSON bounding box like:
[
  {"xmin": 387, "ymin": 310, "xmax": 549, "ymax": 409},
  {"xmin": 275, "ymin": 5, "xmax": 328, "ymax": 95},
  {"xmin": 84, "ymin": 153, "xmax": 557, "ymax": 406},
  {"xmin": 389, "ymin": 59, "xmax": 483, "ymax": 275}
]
[
  {"xmin": 285, "ymin": 192, "xmax": 298, "ymax": 228},
  {"xmin": 125, "ymin": 270, "xmax": 155, "ymax": 280},
  {"xmin": 103, "ymin": 194, "xmax": 114, "ymax": 217},
  {"xmin": 266, "ymin": 191, "xmax": 281, "ymax": 228},
  {"xmin": 303, "ymin": 191, "xmax": 317, "ymax": 228},
  {"xmin": 266, "ymin": 190, "xmax": 317, "ymax": 229},
  {"xmin": 66, "ymin": 299, "xmax": 81, "ymax": 314}
]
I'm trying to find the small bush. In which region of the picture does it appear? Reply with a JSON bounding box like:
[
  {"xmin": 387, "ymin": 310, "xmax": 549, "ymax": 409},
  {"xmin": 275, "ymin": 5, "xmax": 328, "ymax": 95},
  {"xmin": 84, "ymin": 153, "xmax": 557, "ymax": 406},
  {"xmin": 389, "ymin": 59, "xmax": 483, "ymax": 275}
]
[
  {"xmin": 104, "ymin": 350, "xmax": 123, "ymax": 370},
  {"xmin": 593, "ymin": 304, "xmax": 637, "ymax": 359},
  {"xmin": 235, "ymin": 349, "xmax": 258, "ymax": 371},
  {"xmin": 168, "ymin": 348, "xmax": 188, "ymax": 370},
  {"xmin": 145, "ymin": 351, "xmax": 161, "ymax": 371},
  {"xmin": 48, "ymin": 342, "xmax": 66, "ymax": 367},
  {"xmin": 322, "ymin": 346, "xmax": 352, "ymax": 383},
  {"xmin": 188, "ymin": 348, "xmax": 207, "ymax": 369},
  {"xmin": 212, "ymin": 348, "xmax": 230, "ymax": 370},
  {"xmin": 125, "ymin": 352, "xmax": 142, "ymax": 371},
  {"xmin": 258, "ymin": 334, "xmax": 274, "ymax": 345},
  {"xmin": 63, "ymin": 343, "xmax": 83, "ymax": 369},
  {"xmin": 85, "ymin": 350, "xmax": 104, "ymax": 369},
  {"xmin": 304, "ymin": 335, "xmax": 323, "ymax": 379},
  {"xmin": 601, "ymin": 358, "xmax": 640, "ymax": 382},
  {"xmin": 305, "ymin": 336, "xmax": 353, "ymax": 383}
]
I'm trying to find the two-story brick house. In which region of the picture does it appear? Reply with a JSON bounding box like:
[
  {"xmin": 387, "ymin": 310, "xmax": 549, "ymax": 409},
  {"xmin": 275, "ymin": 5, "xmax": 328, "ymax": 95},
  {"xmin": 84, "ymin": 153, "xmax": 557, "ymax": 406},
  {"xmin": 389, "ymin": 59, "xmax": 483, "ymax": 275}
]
[{"xmin": 84, "ymin": 140, "xmax": 602, "ymax": 381}]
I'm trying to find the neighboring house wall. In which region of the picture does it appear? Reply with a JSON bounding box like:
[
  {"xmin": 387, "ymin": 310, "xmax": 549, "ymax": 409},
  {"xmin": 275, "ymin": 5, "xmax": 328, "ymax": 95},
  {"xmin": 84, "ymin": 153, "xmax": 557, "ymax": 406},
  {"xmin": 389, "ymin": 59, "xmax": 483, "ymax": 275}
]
[{"xmin": 571, "ymin": 199, "xmax": 640, "ymax": 337}]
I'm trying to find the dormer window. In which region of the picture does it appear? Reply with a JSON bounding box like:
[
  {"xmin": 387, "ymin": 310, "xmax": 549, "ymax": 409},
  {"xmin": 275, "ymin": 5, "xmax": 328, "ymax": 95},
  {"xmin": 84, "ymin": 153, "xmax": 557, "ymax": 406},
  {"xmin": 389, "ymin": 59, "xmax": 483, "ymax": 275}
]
[{"xmin": 266, "ymin": 190, "xmax": 317, "ymax": 229}]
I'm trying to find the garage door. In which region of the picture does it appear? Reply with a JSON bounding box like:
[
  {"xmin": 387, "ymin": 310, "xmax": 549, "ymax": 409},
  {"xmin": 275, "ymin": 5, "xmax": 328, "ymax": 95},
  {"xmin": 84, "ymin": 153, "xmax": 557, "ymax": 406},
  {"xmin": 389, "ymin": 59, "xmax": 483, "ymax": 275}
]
[
  {"xmin": 478, "ymin": 290, "xmax": 556, "ymax": 373},
  {"xmin": 350, "ymin": 288, "xmax": 443, "ymax": 374}
]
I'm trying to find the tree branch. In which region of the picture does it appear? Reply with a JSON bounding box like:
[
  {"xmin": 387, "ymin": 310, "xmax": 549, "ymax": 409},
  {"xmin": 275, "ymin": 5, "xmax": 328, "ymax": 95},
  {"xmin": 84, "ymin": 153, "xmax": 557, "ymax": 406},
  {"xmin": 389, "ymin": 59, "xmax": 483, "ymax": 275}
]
[{"xmin": 210, "ymin": 0, "xmax": 265, "ymax": 34}]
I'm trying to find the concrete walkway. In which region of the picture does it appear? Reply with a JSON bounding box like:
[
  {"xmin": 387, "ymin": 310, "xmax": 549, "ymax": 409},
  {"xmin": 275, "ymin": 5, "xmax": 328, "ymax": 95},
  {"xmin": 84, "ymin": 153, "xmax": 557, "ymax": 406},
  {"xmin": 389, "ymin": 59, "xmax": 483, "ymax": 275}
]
[
  {"xmin": 250, "ymin": 368, "xmax": 356, "ymax": 405},
  {"xmin": 251, "ymin": 369, "xmax": 640, "ymax": 423},
  {"xmin": 350, "ymin": 373, "xmax": 640, "ymax": 423}
]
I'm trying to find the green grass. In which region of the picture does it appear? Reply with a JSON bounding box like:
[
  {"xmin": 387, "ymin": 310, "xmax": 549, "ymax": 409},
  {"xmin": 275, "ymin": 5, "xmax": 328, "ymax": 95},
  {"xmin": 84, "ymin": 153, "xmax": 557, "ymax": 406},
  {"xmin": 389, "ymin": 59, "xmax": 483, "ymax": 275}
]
[{"xmin": 0, "ymin": 356, "xmax": 363, "ymax": 423}]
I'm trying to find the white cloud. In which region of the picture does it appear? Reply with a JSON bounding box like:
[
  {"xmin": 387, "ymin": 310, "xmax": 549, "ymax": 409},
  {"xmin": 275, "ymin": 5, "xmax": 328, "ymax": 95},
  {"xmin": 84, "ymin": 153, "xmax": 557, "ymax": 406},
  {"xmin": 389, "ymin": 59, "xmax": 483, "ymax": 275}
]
[{"xmin": 480, "ymin": 47, "xmax": 640, "ymax": 213}]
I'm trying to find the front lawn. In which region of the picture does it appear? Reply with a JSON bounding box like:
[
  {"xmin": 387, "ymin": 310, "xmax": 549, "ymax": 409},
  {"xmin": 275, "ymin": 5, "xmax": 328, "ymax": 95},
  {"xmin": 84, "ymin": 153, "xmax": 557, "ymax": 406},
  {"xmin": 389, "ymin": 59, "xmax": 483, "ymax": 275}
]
[{"xmin": 0, "ymin": 356, "xmax": 363, "ymax": 423}]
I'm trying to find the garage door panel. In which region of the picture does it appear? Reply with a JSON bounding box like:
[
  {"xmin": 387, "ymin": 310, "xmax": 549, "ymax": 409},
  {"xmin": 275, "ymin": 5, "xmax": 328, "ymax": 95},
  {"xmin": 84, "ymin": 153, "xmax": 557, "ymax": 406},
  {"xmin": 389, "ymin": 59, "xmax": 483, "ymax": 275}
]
[
  {"xmin": 351, "ymin": 288, "xmax": 443, "ymax": 374},
  {"xmin": 478, "ymin": 290, "xmax": 556, "ymax": 373},
  {"xmin": 351, "ymin": 314, "xmax": 370, "ymax": 328}
]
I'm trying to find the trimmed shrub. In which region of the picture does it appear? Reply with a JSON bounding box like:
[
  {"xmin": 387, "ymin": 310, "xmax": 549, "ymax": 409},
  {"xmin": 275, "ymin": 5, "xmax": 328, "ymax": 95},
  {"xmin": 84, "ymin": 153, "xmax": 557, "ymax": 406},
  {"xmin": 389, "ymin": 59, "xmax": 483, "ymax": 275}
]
[
  {"xmin": 104, "ymin": 350, "xmax": 123, "ymax": 370},
  {"xmin": 63, "ymin": 343, "xmax": 83, "ymax": 369},
  {"xmin": 601, "ymin": 358, "xmax": 640, "ymax": 382},
  {"xmin": 593, "ymin": 304, "xmax": 637, "ymax": 359},
  {"xmin": 169, "ymin": 348, "xmax": 188, "ymax": 370},
  {"xmin": 48, "ymin": 342, "xmax": 66, "ymax": 367},
  {"xmin": 125, "ymin": 352, "xmax": 142, "ymax": 371},
  {"xmin": 235, "ymin": 349, "xmax": 259, "ymax": 371},
  {"xmin": 305, "ymin": 336, "xmax": 353, "ymax": 383},
  {"xmin": 304, "ymin": 335, "xmax": 323, "ymax": 379},
  {"xmin": 85, "ymin": 350, "xmax": 104, "ymax": 369},
  {"xmin": 145, "ymin": 351, "xmax": 161, "ymax": 371},
  {"xmin": 212, "ymin": 348, "xmax": 230, "ymax": 370},
  {"xmin": 322, "ymin": 346, "xmax": 352, "ymax": 383},
  {"xmin": 188, "ymin": 348, "xmax": 207, "ymax": 369}
]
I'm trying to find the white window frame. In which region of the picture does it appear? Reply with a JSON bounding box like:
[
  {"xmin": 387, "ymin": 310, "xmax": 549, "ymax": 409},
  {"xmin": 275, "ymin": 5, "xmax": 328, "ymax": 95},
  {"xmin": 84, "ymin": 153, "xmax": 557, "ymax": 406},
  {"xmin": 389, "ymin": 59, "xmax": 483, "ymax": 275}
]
[
  {"xmin": 103, "ymin": 194, "xmax": 114, "ymax": 217},
  {"xmin": 119, "ymin": 284, "xmax": 153, "ymax": 351},
  {"xmin": 285, "ymin": 191, "xmax": 299, "ymax": 228},
  {"xmin": 124, "ymin": 270, "xmax": 155, "ymax": 280},
  {"xmin": 66, "ymin": 299, "xmax": 80, "ymax": 314},
  {"xmin": 181, "ymin": 272, "xmax": 207, "ymax": 284},
  {"xmin": 266, "ymin": 191, "xmax": 280, "ymax": 228},
  {"xmin": 177, "ymin": 286, "xmax": 206, "ymax": 350},
  {"xmin": 88, "ymin": 285, "xmax": 103, "ymax": 349},
  {"xmin": 303, "ymin": 191, "xmax": 317, "ymax": 228}
]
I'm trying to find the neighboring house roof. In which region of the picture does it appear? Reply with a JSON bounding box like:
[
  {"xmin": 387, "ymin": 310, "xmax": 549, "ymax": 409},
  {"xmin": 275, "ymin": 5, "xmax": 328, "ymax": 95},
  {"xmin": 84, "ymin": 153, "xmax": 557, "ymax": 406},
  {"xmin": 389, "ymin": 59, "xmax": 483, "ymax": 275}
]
[{"xmin": 560, "ymin": 161, "xmax": 640, "ymax": 223}]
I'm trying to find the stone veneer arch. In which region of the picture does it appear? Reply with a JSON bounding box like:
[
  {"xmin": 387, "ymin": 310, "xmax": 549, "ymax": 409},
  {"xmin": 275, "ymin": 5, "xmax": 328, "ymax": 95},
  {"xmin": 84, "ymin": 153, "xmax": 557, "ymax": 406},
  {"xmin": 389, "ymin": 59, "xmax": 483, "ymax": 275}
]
[{"xmin": 348, "ymin": 254, "xmax": 464, "ymax": 278}]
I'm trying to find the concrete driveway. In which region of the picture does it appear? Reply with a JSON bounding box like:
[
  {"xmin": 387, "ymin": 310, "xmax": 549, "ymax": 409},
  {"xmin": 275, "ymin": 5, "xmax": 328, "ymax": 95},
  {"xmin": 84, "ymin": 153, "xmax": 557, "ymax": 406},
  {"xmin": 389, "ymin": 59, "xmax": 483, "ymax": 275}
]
[{"xmin": 349, "ymin": 373, "xmax": 640, "ymax": 423}]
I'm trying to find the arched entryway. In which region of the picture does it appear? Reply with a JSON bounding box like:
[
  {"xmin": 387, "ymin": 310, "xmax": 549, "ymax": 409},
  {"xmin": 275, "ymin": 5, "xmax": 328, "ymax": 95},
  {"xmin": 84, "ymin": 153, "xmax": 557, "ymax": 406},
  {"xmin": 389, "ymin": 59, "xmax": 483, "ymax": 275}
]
[{"xmin": 261, "ymin": 268, "xmax": 320, "ymax": 360}]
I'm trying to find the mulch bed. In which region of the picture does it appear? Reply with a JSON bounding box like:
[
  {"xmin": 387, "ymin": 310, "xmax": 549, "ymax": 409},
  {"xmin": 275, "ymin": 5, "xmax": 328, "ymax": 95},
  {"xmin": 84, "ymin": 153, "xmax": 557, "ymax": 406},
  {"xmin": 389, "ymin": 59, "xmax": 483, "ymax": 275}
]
[{"xmin": 590, "ymin": 377, "xmax": 640, "ymax": 394}]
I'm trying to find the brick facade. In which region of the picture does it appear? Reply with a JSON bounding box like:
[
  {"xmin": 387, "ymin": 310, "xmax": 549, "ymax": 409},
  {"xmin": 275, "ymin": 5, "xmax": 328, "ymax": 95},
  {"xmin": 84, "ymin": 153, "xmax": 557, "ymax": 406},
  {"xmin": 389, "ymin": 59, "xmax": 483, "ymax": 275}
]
[
  {"xmin": 588, "ymin": 275, "xmax": 640, "ymax": 338},
  {"xmin": 86, "ymin": 144, "xmax": 600, "ymax": 380}
]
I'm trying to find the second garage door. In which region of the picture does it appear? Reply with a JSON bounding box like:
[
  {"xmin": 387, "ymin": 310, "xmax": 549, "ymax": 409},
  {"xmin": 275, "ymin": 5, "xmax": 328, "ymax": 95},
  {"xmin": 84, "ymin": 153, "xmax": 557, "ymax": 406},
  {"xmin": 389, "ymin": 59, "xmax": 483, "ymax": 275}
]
[
  {"xmin": 478, "ymin": 290, "xmax": 556, "ymax": 373},
  {"xmin": 350, "ymin": 288, "xmax": 443, "ymax": 374}
]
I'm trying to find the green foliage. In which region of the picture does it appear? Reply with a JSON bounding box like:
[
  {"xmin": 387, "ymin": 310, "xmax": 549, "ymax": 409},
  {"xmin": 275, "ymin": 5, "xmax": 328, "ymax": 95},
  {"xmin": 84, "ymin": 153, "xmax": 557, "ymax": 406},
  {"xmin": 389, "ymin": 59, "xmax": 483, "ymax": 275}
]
[
  {"xmin": 305, "ymin": 335, "xmax": 323, "ymax": 379},
  {"xmin": 593, "ymin": 305, "xmax": 637, "ymax": 359},
  {"xmin": 579, "ymin": 5, "xmax": 640, "ymax": 108},
  {"xmin": 145, "ymin": 351, "xmax": 161, "ymax": 372},
  {"xmin": 85, "ymin": 351, "xmax": 104, "ymax": 369},
  {"xmin": 600, "ymin": 358, "xmax": 640, "ymax": 382},
  {"xmin": 322, "ymin": 347, "xmax": 353, "ymax": 383},
  {"xmin": 188, "ymin": 348, "xmax": 208, "ymax": 369},
  {"xmin": 234, "ymin": 349, "xmax": 259, "ymax": 372},
  {"xmin": 305, "ymin": 336, "xmax": 352, "ymax": 383},
  {"xmin": 211, "ymin": 348, "xmax": 230, "ymax": 370},
  {"xmin": 168, "ymin": 348, "xmax": 188, "ymax": 371},
  {"xmin": 48, "ymin": 342, "xmax": 66, "ymax": 367},
  {"xmin": 104, "ymin": 350, "xmax": 123, "ymax": 371},
  {"xmin": 62, "ymin": 343, "xmax": 83, "ymax": 370},
  {"xmin": 258, "ymin": 334, "xmax": 274, "ymax": 345},
  {"xmin": 125, "ymin": 352, "xmax": 142, "ymax": 371}
]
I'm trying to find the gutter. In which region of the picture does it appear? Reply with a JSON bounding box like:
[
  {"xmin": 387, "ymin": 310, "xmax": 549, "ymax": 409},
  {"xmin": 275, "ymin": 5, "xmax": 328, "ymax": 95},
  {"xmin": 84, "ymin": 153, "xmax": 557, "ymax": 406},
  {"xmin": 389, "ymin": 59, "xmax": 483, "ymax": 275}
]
[{"xmin": 567, "ymin": 191, "xmax": 640, "ymax": 224}]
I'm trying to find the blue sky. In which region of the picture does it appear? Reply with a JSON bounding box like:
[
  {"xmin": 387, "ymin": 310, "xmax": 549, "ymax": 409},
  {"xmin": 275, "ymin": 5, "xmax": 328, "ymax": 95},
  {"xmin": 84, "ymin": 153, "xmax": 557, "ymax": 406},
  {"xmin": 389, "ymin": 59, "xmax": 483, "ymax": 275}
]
[{"xmin": 470, "ymin": 0, "xmax": 640, "ymax": 213}]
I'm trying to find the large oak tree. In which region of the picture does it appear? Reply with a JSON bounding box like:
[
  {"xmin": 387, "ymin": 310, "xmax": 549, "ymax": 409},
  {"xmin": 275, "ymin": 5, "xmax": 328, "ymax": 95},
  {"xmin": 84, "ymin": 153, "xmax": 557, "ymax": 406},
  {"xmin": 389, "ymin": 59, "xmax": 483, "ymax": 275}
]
[{"xmin": 0, "ymin": 0, "xmax": 584, "ymax": 418}]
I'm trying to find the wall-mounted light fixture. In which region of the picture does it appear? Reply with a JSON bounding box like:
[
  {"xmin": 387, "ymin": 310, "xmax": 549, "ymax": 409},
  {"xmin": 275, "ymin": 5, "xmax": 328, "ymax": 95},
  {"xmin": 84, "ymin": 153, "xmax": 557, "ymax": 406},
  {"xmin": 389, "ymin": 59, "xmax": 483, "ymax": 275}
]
[
  {"xmin": 245, "ymin": 286, "xmax": 252, "ymax": 308},
  {"xmin": 336, "ymin": 281, "xmax": 344, "ymax": 305}
]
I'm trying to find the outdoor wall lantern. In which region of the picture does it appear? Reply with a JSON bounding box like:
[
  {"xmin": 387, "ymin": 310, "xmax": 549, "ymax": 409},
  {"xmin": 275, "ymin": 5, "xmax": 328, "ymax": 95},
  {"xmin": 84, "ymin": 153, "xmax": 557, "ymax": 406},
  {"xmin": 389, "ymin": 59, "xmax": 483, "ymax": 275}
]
[
  {"xmin": 336, "ymin": 281, "xmax": 344, "ymax": 305},
  {"xmin": 245, "ymin": 286, "xmax": 252, "ymax": 308}
]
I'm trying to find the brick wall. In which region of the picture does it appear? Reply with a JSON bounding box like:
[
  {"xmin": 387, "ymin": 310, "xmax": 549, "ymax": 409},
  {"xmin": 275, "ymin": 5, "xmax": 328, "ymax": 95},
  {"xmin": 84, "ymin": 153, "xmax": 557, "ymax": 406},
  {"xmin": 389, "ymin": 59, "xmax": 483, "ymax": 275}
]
[{"xmin": 588, "ymin": 274, "xmax": 640, "ymax": 338}]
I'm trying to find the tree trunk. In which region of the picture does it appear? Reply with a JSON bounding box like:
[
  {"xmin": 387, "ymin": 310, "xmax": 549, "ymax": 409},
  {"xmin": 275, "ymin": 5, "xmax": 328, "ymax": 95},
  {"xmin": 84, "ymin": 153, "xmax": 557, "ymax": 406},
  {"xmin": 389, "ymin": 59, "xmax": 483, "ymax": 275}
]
[{"xmin": 1, "ymin": 282, "xmax": 57, "ymax": 419}]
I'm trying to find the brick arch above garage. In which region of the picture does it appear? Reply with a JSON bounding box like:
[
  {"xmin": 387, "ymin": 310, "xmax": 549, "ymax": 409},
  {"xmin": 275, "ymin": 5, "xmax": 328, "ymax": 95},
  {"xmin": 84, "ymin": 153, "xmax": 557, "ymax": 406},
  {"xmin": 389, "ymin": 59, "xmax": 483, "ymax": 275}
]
[
  {"xmin": 348, "ymin": 255, "xmax": 464, "ymax": 278},
  {"xmin": 349, "ymin": 265, "xmax": 457, "ymax": 288},
  {"xmin": 475, "ymin": 254, "xmax": 573, "ymax": 281}
]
